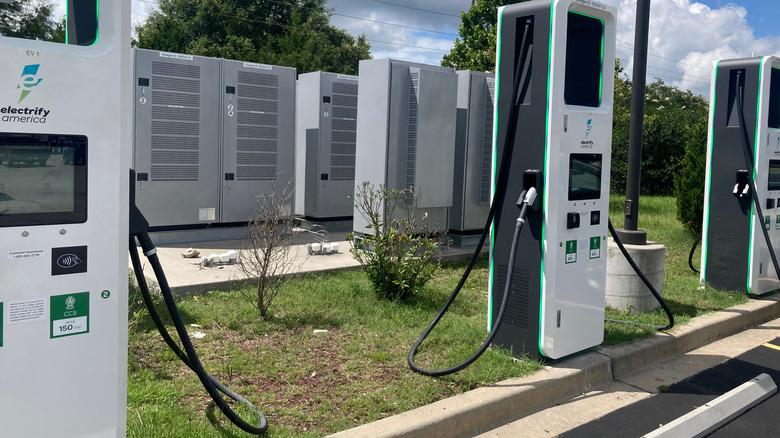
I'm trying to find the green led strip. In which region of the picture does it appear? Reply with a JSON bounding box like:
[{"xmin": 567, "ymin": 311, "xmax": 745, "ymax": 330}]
[
  {"xmin": 488, "ymin": 6, "xmax": 506, "ymax": 332},
  {"xmin": 538, "ymin": 0, "xmax": 556, "ymax": 358},
  {"xmin": 701, "ymin": 61, "xmax": 719, "ymax": 283}
]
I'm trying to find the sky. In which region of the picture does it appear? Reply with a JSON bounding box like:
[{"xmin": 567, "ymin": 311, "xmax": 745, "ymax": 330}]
[{"xmin": 108, "ymin": 0, "xmax": 780, "ymax": 97}]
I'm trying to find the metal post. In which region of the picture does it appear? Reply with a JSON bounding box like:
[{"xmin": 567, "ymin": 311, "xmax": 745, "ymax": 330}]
[{"xmin": 616, "ymin": 0, "xmax": 651, "ymax": 245}]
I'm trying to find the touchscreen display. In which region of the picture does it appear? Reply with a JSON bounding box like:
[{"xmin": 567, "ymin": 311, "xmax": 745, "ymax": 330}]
[
  {"xmin": 569, "ymin": 153, "xmax": 602, "ymax": 201},
  {"xmin": 769, "ymin": 160, "xmax": 780, "ymax": 191},
  {"xmin": 0, "ymin": 133, "xmax": 87, "ymax": 227}
]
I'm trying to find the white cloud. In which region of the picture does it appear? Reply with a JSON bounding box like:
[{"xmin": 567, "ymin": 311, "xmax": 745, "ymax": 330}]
[
  {"xmin": 327, "ymin": 0, "xmax": 466, "ymax": 66},
  {"xmin": 616, "ymin": 0, "xmax": 780, "ymax": 96}
]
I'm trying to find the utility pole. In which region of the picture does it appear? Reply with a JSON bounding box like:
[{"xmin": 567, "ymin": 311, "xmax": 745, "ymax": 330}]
[{"xmin": 615, "ymin": 0, "xmax": 651, "ymax": 245}]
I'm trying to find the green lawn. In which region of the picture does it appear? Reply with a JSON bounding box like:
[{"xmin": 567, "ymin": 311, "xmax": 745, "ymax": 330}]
[{"xmin": 127, "ymin": 195, "xmax": 747, "ymax": 437}]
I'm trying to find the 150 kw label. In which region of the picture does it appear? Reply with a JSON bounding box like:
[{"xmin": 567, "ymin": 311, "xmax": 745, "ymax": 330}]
[{"xmin": 50, "ymin": 292, "xmax": 89, "ymax": 339}]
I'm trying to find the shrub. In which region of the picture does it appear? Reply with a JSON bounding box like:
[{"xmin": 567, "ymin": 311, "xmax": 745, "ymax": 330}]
[
  {"xmin": 347, "ymin": 182, "xmax": 446, "ymax": 301},
  {"xmin": 674, "ymin": 121, "xmax": 708, "ymax": 232},
  {"xmin": 237, "ymin": 180, "xmax": 302, "ymax": 319}
]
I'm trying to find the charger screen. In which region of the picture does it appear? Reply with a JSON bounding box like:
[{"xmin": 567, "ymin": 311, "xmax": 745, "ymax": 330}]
[
  {"xmin": 0, "ymin": 133, "xmax": 87, "ymax": 227},
  {"xmin": 569, "ymin": 153, "xmax": 602, "ymax": 201},
  {"xmin": 769, "ymin": 160, "xmax": 780, "ymax": 191},
  {"xmin": 564, "ymin": 11, "xmax": 604, "ymax": 108}
]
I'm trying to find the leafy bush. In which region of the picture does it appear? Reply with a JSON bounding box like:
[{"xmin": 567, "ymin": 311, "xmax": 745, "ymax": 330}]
[
  {"xmin": 347, "ymin": 182, "xmax": 446, "ymax": 301},
  {"xmin": 674, "ymin": 121, "xmax": 708, "ymax": 232},
  {"xmin": 610, "ymin": 68, "xmax": 709, "ymax": 196}
]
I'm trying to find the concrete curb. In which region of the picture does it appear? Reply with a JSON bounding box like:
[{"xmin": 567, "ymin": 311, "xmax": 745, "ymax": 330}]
[
  {"xmin": 598, "ymin": 294, "xmax": 780, "ymax": 380},
  {"xmin": 328, "ymin": 295, "xmax": 780, "ymax": 438},
  {"xmin": 328, "ymin": 353, "xmax": 612, "ymax": 438}
]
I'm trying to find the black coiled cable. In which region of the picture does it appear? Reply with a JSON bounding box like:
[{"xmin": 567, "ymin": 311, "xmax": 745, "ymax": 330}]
[
  {"xmin": 130, "ymin": 231, "xmax": 268, "ymax": 434},
  {"xmin": 407, "ymin": 18, "xmax": 534, "ymax": 376}
]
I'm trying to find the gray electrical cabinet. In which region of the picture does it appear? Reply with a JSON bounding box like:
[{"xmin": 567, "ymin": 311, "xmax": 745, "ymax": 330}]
[
  {"xmin": 221, "ymin": 60, "xmax": 296, "ymax": 223},
  {"xmin": 450, "ymin": 70, "xmax": 495, "ymax": 236},
  {"xmin": 296, "ymin": 71, "xmax": 359, "ymax": 220},
  {"xmin": 353, "ymin": 59, "xmax": 458, "ymax": 234},
  {"xmin": 133, "ymin": 48, "xmax": 222, "ymax": 227}
]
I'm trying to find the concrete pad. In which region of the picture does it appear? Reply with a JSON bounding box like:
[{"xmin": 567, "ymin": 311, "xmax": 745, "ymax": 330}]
[
  {"xmin": 132, "ymin": 235, "xmax": 489, "ymax": 295},
  {"xmin": 131, "ymin": 239, "xmax": 360, "ymax": 295}
]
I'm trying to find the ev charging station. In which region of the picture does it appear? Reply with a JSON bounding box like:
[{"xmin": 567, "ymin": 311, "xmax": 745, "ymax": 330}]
[
  {"xmin": 701, "ymin": 56, "xmax": 780, "ymax": 295},
  {"xmin": 490, "ymin": 0, "xmax": 617, "ymax": 360},
  {"xmin": 0, "ymin": 1, "xmax": 131, "ymax": 437}
]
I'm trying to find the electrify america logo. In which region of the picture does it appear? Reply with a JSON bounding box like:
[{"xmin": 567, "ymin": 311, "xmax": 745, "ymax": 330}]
[
  {"xmin": 2, "ymin": 64, "xmax": 51, "ymax": 124},
  {"xmin": 18, "ymin": 64, "xmax": 42, "ymax": 103},
  {"xmin": 581, "ymin": 119, "xmax": 594, "ymax": 148}
]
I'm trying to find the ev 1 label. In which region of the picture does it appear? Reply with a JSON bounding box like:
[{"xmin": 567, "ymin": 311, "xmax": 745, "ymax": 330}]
[{"xmin": 50, "ymin": 292, "xmax": 89, "ymax": 339}]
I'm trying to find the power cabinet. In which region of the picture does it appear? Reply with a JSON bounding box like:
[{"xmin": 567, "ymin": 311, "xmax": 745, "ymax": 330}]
[
  {"xmin": 353, "ymin": 59, "xmax": 458, "ymax": 234},
  {"xmin": 133, "ymin": 48, "xmax": 222, "ymax": 227},
  {"xmin": 221, "ymin": 60, "xmax": 296, "ymax": 223},
  {"xmin": 450, "ymin": 70, "xmax": 496, "ymax": 235},
  {"xmin": 295, "ymin": 71, "xmax": 359, "ymax": 220}
]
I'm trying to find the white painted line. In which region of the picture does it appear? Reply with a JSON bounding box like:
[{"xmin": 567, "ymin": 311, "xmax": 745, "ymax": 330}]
[{"xmin": 643, "ymin": 373, "xmax": 777, "ymax": 438}]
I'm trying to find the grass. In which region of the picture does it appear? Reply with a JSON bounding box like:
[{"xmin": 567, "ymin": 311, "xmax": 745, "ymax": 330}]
[
  {"xmin": 603, "ymin": 195, "xmax": 747, "ymax": 344},
  {"xmin": 127, "ymin": 196, "xmax": 748, "ymax": 437}
]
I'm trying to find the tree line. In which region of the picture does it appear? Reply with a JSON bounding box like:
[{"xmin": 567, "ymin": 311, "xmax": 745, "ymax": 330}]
[{"xmin": 4, "ymin": 0, "xmax": 708, "ymax": 230}]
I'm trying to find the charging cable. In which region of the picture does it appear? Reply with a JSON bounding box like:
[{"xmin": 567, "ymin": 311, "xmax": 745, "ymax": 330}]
[
  {"xmin": 688, "ymin": 234, "xmax": 701, "ymax": 274},
  {"xmin": 408, "ymin": 188, "xmax": 536, "ymax": 376},
  {"xmin": 407, "ymin": 18, "xmax": 534, "ymax": 377},
  {"xmin": 129, "ymin": 195, "xmax": 268, "ymax": 434},
  {"xmin": 607, "ymin": 219, "xmax": 675, "ymax": 331}
]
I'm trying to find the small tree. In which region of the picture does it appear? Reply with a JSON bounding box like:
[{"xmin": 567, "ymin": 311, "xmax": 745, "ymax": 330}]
[
  {"xmin": 674, "ymin": 121, "xmax": 708, "ymax": 232},
  {"xmin": 347, "ymin": 182, "xmax": 446, "ymax": 301},
  {"xmin": 237, "ymin": 181, "xmax": 301, "ymax": 319}
]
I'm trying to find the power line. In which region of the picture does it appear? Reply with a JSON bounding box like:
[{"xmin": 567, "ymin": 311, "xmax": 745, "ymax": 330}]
[
  {"xmin": 369, "ymin": 0, "xmax": 462, "ymax": 19},
  {"xmin": 617, "ymin": 43, "xmax": 713, "ymax": 71},
  {"xmin": 333, "ymin": 12, "xmax": 458, "ymax": 37},
  {"xmin": 134, "ymin": 0, "xmax": 452, "ymax": 54},
  {"xmin": 617, "ymin": 56, "xmax": 712, "ymax": 82},
  {"xmin": 136, "ymin": 0, "xmax": 458, "ymax": 39},
  {"xmin": 366, "ymin": 38, "xmax": 450, "ymax": 52},
  {"xmin": 620, "ymin": 67, "xmax": 712, "ymax": 87}
]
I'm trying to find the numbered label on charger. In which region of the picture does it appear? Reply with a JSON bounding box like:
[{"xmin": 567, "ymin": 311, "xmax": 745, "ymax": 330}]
[
  {"xmin": 565, "ymin": 240, "xmax": 577, "ymax": 264},
  {"xmin": 589, "ymin": 237, "xmax": 601, "ymax": 259},
  {"xmin": 50, "ymin": 292, "xmax": 89, "ymax": 339}
]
